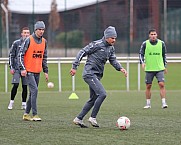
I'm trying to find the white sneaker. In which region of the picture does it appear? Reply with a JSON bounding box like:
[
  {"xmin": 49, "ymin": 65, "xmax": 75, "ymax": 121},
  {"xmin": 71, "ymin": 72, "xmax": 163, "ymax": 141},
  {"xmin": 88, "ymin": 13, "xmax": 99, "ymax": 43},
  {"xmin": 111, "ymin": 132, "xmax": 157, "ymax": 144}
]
[
  {"xmin": 8, "ymin": 101, "xmax": 14, "ymax": 110},
  {"xmin": 143, "ymin": 105, "xmax": 151, "ymax": 109},
  {"xmin": 21, "ymin": 102, "xmax": 26, "ymax": 110},
  {"xmin": 88, "ymin": 117, "xmax": 99, "ymax": 127},
  {"xmin": 21, "ymin": 105, "xmax": 26, "ymax": 110},
  {"xmin": 73, "ymin": 117, "xmax": 88, "ymax": 128},
  {"xmin": 162, "ymin": 104, "xmax": 168, "ymax": 109}
]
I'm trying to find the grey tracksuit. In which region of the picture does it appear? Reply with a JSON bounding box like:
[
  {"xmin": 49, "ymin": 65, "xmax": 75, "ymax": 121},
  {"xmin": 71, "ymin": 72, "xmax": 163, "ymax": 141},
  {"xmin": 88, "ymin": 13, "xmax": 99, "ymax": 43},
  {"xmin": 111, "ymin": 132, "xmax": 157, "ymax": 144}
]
[
  {"xmin": 18, "ymin": 33, "xmax": 48, "ymax": 116},
  {"xmin": 9, "ymin": 37, "xmax": 27, "ymax": 84},
  {"xmin": 9, "ymin": 37, "xmax": 24, "ymax": 71},
  {"xmin": 72, "ymin": 37, "xmax": 123, "ymax": 119}
]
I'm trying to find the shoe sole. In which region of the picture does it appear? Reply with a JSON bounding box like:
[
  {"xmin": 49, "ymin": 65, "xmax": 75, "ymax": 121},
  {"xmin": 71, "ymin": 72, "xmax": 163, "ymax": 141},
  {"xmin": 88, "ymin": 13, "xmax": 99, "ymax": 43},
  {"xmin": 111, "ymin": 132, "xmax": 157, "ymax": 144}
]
[
  {"xmin": 23, "ymin": 118, "xmax": 33, "ymax": 121},
  {"xmin": 162, "ymin": 106, "xmax": 168, "ymax": 109},
  {"xmin": 88, "ymin": 120, "xmax": 99, "ymax": 128},
  {"xmin": 73, "ymin": 122, "xmax": 88, "ymax": 128},
  {"xmin": 33, "ymin": 119, "xmax": 41, "ymax": 121},
  {"xmin": 143, "ymin": 106, "xmax": 151, "ymax": 109},
  {"xmin": 8, "ymin": 107, "xmax": 13, "ymax": 110}
]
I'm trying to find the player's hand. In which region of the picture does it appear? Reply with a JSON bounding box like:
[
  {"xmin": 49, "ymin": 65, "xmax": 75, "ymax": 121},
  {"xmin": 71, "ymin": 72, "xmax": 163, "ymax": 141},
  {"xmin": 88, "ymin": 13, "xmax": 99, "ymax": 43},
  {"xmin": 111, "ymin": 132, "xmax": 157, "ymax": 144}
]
[
  {"xmin": 141, "ymin": 63, "xmax": 145, "ymax": 70},
  {"xmin": 21, "ymin": 70, "xmax": 27, "ymax": 76},
  {"xmin": 44, "ymin": 73, "xmax": 48, "ymax": 82},
  {"xmin": 70, "ymin": 68, "xmax": 76, "ymax": 76},
  {"xmin": 10, "ymin": 69, "xmax": 15, "ymax": 75},
  {"xmin": 120, "ymin": 68, "xmax": 127, "ymax": 77},
  {"xmin": 164, "ymin": 68, "xmax": 167, "ymax": 74}
]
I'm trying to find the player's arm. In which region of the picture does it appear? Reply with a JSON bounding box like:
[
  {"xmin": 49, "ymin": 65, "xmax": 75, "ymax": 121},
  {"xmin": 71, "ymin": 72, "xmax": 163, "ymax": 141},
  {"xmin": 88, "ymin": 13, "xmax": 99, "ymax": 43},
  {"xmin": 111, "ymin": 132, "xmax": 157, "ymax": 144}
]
[
  {"xmin": 42, "ymin": 40, "xmax": 48, "ymax": 82},
  {"xmin": 162, "ymin": 41, "xmax": 167, "ymax": 73},
  {"xmin": 139, "ymin": 41, "xmax": 146, "ymax": 69},
  {"xmin": 9, "ymin": 41, "xmax": 17, "ymax": 74},
  {"xmin": 18, "ymin": 38, "xmax": 30, "ymax": 76},
  {"xmin": 70, "ymin": 43, "xmax": 93, "ymax": 76},
  {"xmin": 109, "ymin": 47, "xmax": 127, "ymax": 77}
]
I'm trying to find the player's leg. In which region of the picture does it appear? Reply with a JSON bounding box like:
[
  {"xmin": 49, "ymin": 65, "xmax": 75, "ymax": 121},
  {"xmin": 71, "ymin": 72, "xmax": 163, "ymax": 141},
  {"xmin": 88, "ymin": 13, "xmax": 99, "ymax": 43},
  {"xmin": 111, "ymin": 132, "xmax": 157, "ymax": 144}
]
[
  {"xmin": 143, "ymin": 72, "xmax": 154, "ymax": 109},
  {"xmin": 8, "ymin": 71, "xmax": 20, "ymax": 110},
  {"xmin": 21, "ymin": 76, "xmax": 28, "ymax": 110},
  {"xmin": 23, "ymin": 73, "xmax": 40, "ymax": 121},
  {"xmin": 73, "ymin": 79, "xmax": 97, "ymax": 128},
  {"xmin": 23, "ymin": 74, "xmax": 32, "ymax": 121},
  {"xmin": 73, "ymin": 88, "xmax": 95, "ymax": 127},
  {"xmin": 23, "ymin": 92, "xmax": 32, "ymax": 121},
  {"xmin": 30, "ymin": 73, "xmax": 41, "ymax": 121},
  {"xmin": 86, "ymin": 76, "xmax": 106, "ymax": 127},
  {"xmin": 77, "ymin": 86, "xmax": 97, "ymax": 120},
  {"xmin": 156, "ymin": 71, "xmax": 168, "ymax": 108}
]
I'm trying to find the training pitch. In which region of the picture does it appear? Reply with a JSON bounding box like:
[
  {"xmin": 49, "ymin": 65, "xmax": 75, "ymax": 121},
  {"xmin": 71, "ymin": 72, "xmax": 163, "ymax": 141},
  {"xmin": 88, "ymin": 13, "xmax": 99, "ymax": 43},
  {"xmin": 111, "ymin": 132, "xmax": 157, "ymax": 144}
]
[{"xmin": 0, "ymin": 91, "xmax": 181, "ymax": 145}]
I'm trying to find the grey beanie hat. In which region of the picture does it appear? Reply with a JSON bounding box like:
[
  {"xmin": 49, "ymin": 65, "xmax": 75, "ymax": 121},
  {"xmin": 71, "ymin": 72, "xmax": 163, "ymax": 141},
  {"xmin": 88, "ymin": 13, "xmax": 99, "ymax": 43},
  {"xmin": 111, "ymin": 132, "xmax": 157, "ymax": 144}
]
[
  {"xmin": 34, "ymin": 21, "xmax": 45, "ymax": 31},
  {"xmin": 104, "ymin": 26, "xmax": 117, "ymax": 39}
]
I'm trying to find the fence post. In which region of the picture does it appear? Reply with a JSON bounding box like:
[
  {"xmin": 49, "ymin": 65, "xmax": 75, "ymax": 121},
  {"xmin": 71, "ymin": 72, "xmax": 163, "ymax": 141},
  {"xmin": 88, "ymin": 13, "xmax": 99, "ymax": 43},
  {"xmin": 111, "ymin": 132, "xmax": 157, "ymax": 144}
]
[
  {"xmin": 58, "ymin": 61, "xmax": 62, "ymax": 92},
  {"xmin": 138, "ymin": 63, "xmax": 141, "ymax": 91},
  {"xmin": 126, "ymin": 58, "xmax": 129, "ymax": 91},
  {"xmin": 5, "ymin": 63, "xmax": 8, "ymax": 92},
  {"xmin": 72, "ymin": 75, "xmax": 75, "ymax": 91}
]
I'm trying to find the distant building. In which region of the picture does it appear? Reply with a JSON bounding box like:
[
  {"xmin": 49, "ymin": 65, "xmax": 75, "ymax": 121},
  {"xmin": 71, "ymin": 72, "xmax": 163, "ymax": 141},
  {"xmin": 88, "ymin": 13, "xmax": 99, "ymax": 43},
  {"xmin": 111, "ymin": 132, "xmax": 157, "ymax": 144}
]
[{"xmin": 4, "ymin": 0, "xmax": 181, "ymax": 53}]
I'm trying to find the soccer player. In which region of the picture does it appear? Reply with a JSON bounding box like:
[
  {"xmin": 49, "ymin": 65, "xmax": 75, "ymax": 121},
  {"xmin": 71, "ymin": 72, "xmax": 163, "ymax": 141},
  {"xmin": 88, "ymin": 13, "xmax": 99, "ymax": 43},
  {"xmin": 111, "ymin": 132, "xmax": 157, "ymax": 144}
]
[
  {"xmin": 70, "ymin": 26, "xmax": 127, "ymax": 128},
  {"xmin": 139, "ymin": 29, "xmax": 168, "ymax": 109},
  {"xmin": 8, "ymin": 27, "xmax": 30, "ymax": 110},
  {"xmin": 19, "ymin": 21, "xmax": 48, "ymax": 121}
]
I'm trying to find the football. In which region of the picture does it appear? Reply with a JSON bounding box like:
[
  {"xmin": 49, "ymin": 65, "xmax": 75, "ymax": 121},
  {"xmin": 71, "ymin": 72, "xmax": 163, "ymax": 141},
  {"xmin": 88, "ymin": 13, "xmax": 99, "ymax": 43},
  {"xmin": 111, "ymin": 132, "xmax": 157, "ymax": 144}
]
[
  {"xmin": 47, "ymin": 82, "xmax": 54, "ymax": 88},
  {"xmin": 116, "ymin": 116, "xmax": 130, "ymax": 130}
]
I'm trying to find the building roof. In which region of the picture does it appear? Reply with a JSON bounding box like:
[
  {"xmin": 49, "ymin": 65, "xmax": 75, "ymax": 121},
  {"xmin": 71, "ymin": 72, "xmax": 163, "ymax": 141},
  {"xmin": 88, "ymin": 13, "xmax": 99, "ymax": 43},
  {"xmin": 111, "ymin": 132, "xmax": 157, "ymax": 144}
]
[{"xmin": 8, "ymin": 0, "xmax": 107, "ymax": 14}]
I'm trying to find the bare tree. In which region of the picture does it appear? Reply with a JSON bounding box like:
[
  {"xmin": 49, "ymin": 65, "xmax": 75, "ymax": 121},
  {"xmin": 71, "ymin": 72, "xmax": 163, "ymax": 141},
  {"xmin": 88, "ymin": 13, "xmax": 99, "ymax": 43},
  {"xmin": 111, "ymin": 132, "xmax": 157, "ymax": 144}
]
[
  {"xmin": 1, "ymin": 0, "xmax": 9, "ymax": 31},
  {"xmin": 48, "ymin": 0, "xmax": 60, "ymax": 47}
]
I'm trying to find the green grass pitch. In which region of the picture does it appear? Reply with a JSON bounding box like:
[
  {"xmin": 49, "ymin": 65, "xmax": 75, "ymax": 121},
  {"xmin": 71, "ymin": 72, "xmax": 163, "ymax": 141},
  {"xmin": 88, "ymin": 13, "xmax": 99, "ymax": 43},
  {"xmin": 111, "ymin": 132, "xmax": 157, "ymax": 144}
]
[
  {"xmin": 0, "ymin": 63, "xmax": 181, "ymax": 144},
  {"xmin": 0, "ymin": 63, "xmax": 181, "ymax": 92},
  {"xmin": 0, "ymin": 91, "xmax": 181, "ymax": 145}
]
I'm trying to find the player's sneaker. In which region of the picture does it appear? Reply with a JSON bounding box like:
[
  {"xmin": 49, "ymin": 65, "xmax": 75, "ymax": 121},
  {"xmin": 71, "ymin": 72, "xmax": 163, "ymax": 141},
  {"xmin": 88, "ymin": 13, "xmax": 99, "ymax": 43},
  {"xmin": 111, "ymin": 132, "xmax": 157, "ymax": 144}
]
[
  {"xmin": 8, "ymin": 101, "xmax": 14, "ymax": 110},
  {"xmin": 21, "ymin": 102, "xmax": 26, "ymax": 110},
  {"xmin": 88, "ymin": 117, "xmax": 99, "ymax": 128},
  {"xmin": 23, "ymin": 114, "xmax": 32, "ymax": 121},
  {"xmin": 32, "ymin": 115, "xmax": 42, "ymax": 121},
  {"xmin": 73, "ymin": 117, "xmax": 88, "ymax": 128},
  {"xmin": 162, "ymin": 104, "xmax": 168, "ymax": 109},
  {"xmin": 21, "ymin": 104, "xmax": 26, "ymax": 110},
  {"xmin": 143, "ymin": 105, "xmax": 151, "ymax": 109}
]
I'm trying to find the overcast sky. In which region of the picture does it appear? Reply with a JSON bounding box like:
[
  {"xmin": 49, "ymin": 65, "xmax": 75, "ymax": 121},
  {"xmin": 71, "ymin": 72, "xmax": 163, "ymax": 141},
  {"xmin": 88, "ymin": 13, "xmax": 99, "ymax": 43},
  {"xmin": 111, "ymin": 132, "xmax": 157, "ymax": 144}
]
[{"xmin": 8, "ymin": 0, "xmax": 107, "ymax": 14}]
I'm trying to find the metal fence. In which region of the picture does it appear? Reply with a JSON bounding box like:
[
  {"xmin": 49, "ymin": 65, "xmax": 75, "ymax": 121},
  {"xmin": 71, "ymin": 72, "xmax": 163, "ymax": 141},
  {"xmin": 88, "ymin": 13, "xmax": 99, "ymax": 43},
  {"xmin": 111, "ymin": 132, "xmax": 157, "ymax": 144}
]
[
  {"xmin": 0, "ymin": 56, "xmax": 181, "ymax": 92},
  {"xmin": 1, "ymin": 0, "xmax": 181, "ymax": 57}
]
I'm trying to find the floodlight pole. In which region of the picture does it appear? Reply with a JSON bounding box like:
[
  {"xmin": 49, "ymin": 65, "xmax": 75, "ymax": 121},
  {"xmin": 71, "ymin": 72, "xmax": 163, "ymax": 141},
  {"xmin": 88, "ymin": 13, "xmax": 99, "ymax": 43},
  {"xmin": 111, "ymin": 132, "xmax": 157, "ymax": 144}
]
[
  {"xmin": 130, "ymin": 0, "xmax": 133, "ymax": 43},
  {"xmin": 32, "ymin": 0, "xmax": 35, "ymax": 31},
  {"xmin": 1, "ymin": 3, "xmax": 9, "ymax": 50},
  {"xmin": 0, "ymin": 3, "xmax": 2, "ymax": 57},
  {"xmin": 64, "ymin": 0, "xmax": 67, "ymax": 57},
  {"xmin": 164, "ymin": 0, "xmax": 167, "ymax": 42}
]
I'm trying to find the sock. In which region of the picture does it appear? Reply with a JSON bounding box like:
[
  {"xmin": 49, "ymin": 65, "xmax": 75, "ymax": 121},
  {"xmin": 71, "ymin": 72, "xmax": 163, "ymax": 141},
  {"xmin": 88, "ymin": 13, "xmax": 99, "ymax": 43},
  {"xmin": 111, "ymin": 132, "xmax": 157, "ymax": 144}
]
[
  {"xmin": 162, "ymin": 98, "xmax": 166, "ymax": 105},
  {"xmin": 10, "ymin": 100, "xmax": 14, "ymax": 104},
  {"xmin": 22, "ymin": 102, "xmax": 26, "ymax": 106},
  {"xmin": 146, "ymin": 99, "xmax": 151, "ymax": 105}
]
